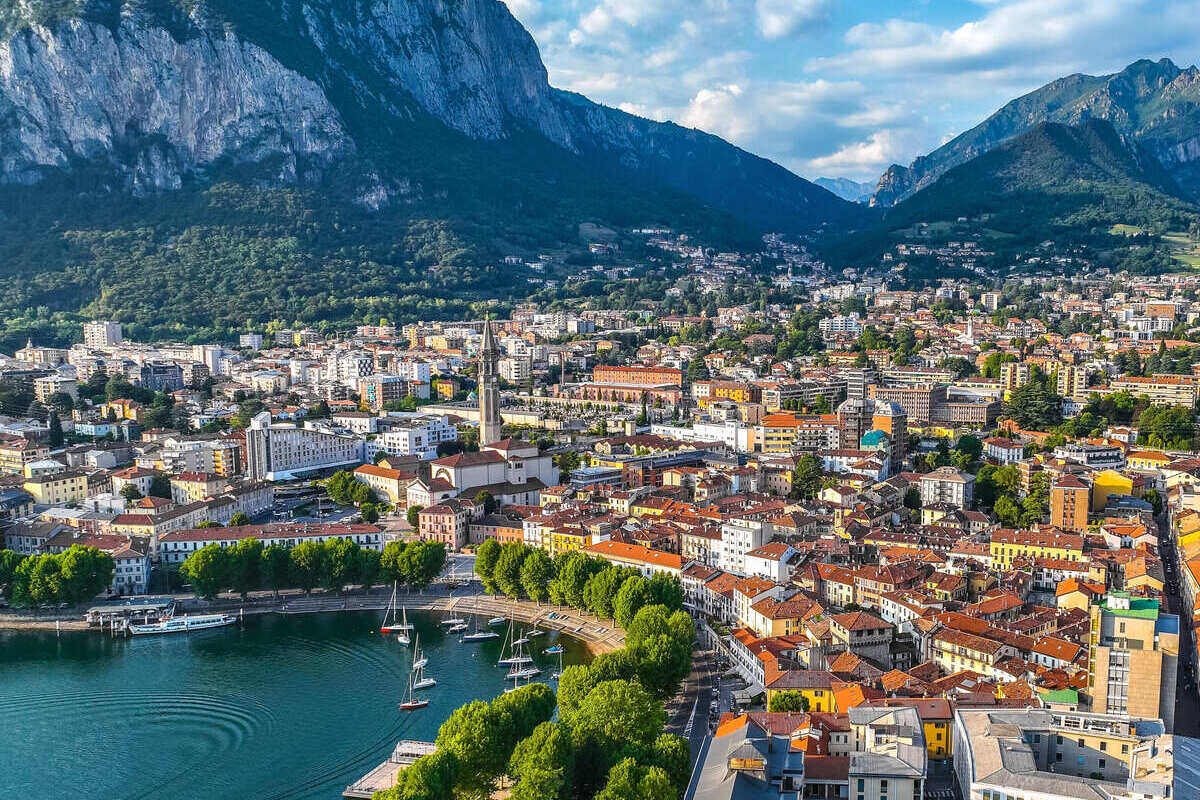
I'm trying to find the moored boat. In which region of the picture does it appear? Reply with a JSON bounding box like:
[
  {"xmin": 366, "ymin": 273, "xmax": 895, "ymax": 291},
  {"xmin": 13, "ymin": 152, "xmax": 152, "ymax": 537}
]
[{"xmin": 128, "ymin": 614, "xmax": 236, "ymax": 635}]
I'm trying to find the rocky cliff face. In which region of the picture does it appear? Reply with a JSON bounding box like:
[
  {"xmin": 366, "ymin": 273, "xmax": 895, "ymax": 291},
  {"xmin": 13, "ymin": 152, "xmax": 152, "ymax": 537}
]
[
  {"xmin": 0, "ymin": 17, "xmax": 351, "ymax": 190},
  {"xmin": 871, "ymin": 58, "xmax": 1200, "ymax": 206},
  {"xmin": 0, "ymin": 0, "xmax": 854, "ymax": 229}
]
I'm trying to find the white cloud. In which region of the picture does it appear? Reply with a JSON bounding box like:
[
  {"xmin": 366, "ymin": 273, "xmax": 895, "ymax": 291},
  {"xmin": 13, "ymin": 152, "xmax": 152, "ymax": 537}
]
[
  {"xmin": 755, "ymin": 0, "xmax": 833, "ymax": 40},
  {"xmin": 805, "ymin": 129, "xmax": 926, "ymax": 176}
]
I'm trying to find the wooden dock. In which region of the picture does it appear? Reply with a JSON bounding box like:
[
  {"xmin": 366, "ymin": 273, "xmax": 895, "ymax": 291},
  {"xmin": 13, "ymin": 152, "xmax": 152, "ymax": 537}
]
[{"xmin": 343, "ymin": 740, "xmax": 436, "ymax": 798}]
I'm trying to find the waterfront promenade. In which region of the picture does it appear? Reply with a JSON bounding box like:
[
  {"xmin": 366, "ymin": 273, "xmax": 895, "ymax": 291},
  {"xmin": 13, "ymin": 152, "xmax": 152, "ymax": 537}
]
[{"xmin": 0, "ymin": 584, "xmax": 626, "ymax": 653}]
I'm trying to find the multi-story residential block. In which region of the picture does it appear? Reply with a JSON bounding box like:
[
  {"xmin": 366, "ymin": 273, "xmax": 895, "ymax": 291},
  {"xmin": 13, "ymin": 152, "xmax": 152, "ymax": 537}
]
[
  {"xmin": 953, "ymin": 709, "xmax": 1171, "ymax": 800},
  {"xmin": 919, "ymin": 467, "xmax": 975, "ymax": 509},
  {"xmin": 418, "ymin": 498, "xmax": 478, "ymax": 551},
  {"xmin": 245, "ymin": 412, "xmax": 365, "ymax": 481},
  {"xmin": 1050, "ymin": 473, "xmax": 1090, "ymax": 533},
  {"xmin": 1110, "ymin": 374, "xmax": 1199, "ymax": 406},
  {"xmin": 1088, "ymin": 592, "xmax": 1178, "ymax": 731},
  {"xmin": 82, "ymin": 320, "xmax": 123, "ymax": 348}
]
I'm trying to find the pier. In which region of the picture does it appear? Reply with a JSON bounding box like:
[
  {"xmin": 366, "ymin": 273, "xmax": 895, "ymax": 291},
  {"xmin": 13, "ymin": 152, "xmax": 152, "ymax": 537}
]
[{"xmin": 343, "ymin": 740, "xmax": 437, "ymax": 798}]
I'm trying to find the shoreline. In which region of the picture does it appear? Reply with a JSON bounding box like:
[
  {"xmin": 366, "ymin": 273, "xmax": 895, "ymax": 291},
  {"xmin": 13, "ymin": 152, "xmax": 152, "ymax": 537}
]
[{"xmin": 0, "ymin": 591, "xmax": 625, "ymax": 654}]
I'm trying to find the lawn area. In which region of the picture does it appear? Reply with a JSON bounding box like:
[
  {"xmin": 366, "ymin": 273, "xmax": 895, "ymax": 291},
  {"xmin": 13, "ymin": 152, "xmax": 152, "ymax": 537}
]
[
  {"xmin": 1163, "ymin": 231, "xmax": 1200, "ymax": 268},
  {"xmin": 1109, "ymin": 223, "xmax": 1148, "ymax": 236}
]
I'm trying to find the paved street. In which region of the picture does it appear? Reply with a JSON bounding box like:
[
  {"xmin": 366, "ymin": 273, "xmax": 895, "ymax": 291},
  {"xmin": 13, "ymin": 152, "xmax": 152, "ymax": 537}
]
[
  {"xmin": 666, "ymin": 648, "xmax": 719, "ymax": 761},
  {"xmin": 1157, "ymin": 511, "xmax": 1200, "ymax": 736}
]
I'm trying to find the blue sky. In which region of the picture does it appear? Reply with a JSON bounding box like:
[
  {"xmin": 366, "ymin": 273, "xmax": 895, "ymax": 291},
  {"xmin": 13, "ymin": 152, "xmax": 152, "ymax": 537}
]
[{"xmin": 502, "ymin": 0, "xmax": 1200, "ymax": 183}]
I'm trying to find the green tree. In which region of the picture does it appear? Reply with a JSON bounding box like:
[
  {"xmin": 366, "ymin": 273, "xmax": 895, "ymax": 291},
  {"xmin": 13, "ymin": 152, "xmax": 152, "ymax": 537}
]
[
  {"xmin": 399, "ymin": 541, "xmax": 445, "ymax": 589},
  {"xmin": 289, "ymin": 540, "xmax": 326, "ymax": 594},
  {"xmin": 788, "ymin": 453, "xmax": 822, "ymax": 499},
  {"xmin": 229, "ymin": 512, "xmax": 250, "ymax": 527},
  {"xmin": 0, "ymin": 549, "xmax": 23, "ymax": 598},
  {"xmin": 519, "ymin": 548, "xmax": 554, "ymax": 604},
  {"xmin": 646, "ymin": 572, "xmax": 684, "ymax": 612},
  {"xmin": 261, "ymin": 544, "xmax": 291, "ymax": 599},
  {"xmin": 228, "ymin": 538, "xmax": 264, "ymax": 598},
  {"xmin": 1004, "ymin": 374, "xmax": 1062, "ymax": 431},
  {"xmin": 324, "ymin": 537, "xmax": 360, "ymax": 594},
  {"xmin": 119, "ymin": 483, "xmax": 143, "ymax": 502},
  {"xmin": 379, "ymin": 749, "xmax": 459, "ymax": 800},
  {"xmin": 475, "ymin": 538, "xmax": 501, "ymax": 594},
  {"xmin": 360, "ymin": 502, "xmax": 379, "ymax": 524},
  {"xmin": 1143, "ymin": 488, "xmax": 1164, "ymax": 516},
  {"xmin": 473, "ymin": 490, "xmax": 498, "ymax": 514},
  {"xmin": 650, "ymin": 734, "xmax": 691, "ymax": 796},
  {"xmin": 549, "ymin": 551, "xmax": 597, "ymax": 608},
  {"xmin": 47, "ymin": 411, "xmax": 63, "ymax": 447},
  {"xmin": 768, "ymin": 690, "xmax": 810, "ymax": 712},
  {"xmin": 566, "ymin": 680, "xmax": 667, "ymax": 797},
  {"xmin": 955, "ymin": 434, "xmax": 983, "ymax": 462},
  {"xmin": 406, "ymin": 504, "xmax": 424, "ymax": 529},
  {"xmin": 583, "ymin": 566, "xmax": 627, "ymax": 619},
  {"xmin": 595, "ymin": 759, "xmax": 676, "ymax": 800},
  {"xmin": 180, "ymin": 543, "xmax": 231, "ymax": 600},
  {"xmin": 357, "ymin": 547, "xmax": 381, "ymax": 592},
  {"xmin": 614, "ymin": 575, "xmax": 653, "ymax": 629},
  {"xmin": 994, "ymin": 494, "xmax": 1022, "ymax": 528},
  {"xmin": 148, "ymin": 474, "xmax": 171, "ymax": 499},
  {"xmin": 508, "ymin": 721, "xmax": 574, "ymax": 800},
  {"xmin": 196, "ymin": 521, "xmax": 222, "ymax": 528},
  {"xmin": 57, "ymin": 545, "xmax": 115, "ymax": 604},
  {"xmin": 493, "ymin": 542, "xmax": 529, "ymax": 598},
  {"xmin": 379, "ymin": 540, "xmax": 408, "ymax": 585}
]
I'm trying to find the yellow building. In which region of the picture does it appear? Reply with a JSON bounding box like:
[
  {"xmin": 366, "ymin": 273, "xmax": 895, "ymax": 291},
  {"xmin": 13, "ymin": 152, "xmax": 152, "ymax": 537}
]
[
  {"xmin": 990, "ymin": 528, "xmax": 1084, "ymax": 568},
  {"xmin": 1091, "ymin": 469, "xmax": 1139, "ymax": 512},
  {"xmin": 23, "ymin": 470, "xmax": 89, "ymax": 505},
  {"xmin": 1127, "ymin": 450, "xmax": 1171, "ymax": 471},
  {"xmin": 0, "ymin": 438, "xmax": 50, "ymax": 475}
]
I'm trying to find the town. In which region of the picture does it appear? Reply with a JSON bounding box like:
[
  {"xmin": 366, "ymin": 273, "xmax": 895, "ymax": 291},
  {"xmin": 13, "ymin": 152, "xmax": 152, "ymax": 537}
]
[{"xmin": 0, "ymin": 232, "xmax": 1196, "ymax": 800}]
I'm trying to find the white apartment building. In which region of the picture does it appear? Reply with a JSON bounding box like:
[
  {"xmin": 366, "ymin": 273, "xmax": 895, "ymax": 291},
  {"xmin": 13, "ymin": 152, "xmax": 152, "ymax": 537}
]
[
  {"xmin": 245, "ymin": 412, "xmax": 365, "ymax": 481},
  {"xmin": 498, "ymin": 357, "xmax": 531, "ymax": 384},
  {"xmin": 394, "ymin": 359, "xmax": 432, "ymax": 384},
  {"xmin": 325, "ymin": 351, "xmax": 374, "ymax": 383},
  {"xmin": 717, "ymin": 517, "xmax": 774, "ymax": 575},
  {"xmin": 375, "ymin": 414, "xmax": 458, "ymax": 460},
  {"xmin": 83, "ymin": 320, "xmax": 123, "ymax": 348}
]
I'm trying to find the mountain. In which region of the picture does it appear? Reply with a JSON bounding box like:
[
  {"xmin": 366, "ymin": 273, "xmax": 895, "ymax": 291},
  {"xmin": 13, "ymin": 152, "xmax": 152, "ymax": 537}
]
[
  {"xmin": 0, "ymin": 0, "xmax": 860, "ymax": 347},
  {"xmin": 872, "ymin": 58, "xmax": 1200, "ymax": 206},
  {"xmin": 814, "ymin": 177, "xmax": 874, "ymax": 203},
  {"xmin": 0, "ymin": 0, "xmax": 855, "ymax": 230}
]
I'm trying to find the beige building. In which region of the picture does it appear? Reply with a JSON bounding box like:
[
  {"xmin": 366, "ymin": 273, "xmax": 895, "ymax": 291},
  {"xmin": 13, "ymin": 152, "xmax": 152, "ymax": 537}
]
[
  {"xmin": 1088, "ymin": 592, "xmax": 1178, "ymax": 732},
  {"xmin": 23, "ymin": 470, "xmax": 89, "ymax": 505}
]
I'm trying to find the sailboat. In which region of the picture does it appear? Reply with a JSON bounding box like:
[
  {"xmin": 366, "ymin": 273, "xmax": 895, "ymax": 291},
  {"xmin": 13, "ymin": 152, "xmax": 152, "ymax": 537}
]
[
  {"xmin": 399, "ymin": 657, "xmax": 428, "ymax": 711},
  {"xmin": 496, "ymin": 619, "xmax": 533, "ymax": 668},
  {"xmin": 411, "ymin": 634, "xmax": 429, "ymax": 671},
  {"xmin": 488, "ymin": 616, "xmax": 506, "ymax": 626},
  {"xmin": 463, "ymin": 616, "xmax": 499, "ymax": 642},
  {"xmin": 499, "ymin": 620, "xmax": 539, "ymax": 677},
  {"xmin": 381, "ymin": 582, "xmax": 413, "ymax": 635},
  {"xmin": 552, "ymin": 648, "xmax": 564, "ymax": 681},
  {"xmin": 412, "ymin": 653, "xmax": 437, "ymax": 691}
]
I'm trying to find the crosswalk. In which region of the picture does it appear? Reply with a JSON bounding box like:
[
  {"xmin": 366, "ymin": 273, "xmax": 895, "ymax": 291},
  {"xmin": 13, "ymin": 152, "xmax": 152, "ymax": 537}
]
[{"xmin": 925, "ymin": 790, "xmax": 955, "ymax": 799}]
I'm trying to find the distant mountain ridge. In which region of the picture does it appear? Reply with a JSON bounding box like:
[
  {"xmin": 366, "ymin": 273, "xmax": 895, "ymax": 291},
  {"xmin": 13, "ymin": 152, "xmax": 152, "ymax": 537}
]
[
  {"xmin": 814, "ymin": 177, "xmax": 874, "ymax": 203},
  {"xmin": 888, "ymin": 117, "xmax": 1194, "ymax": 227},
  {"xmin": 872, "ymin": 58, "xmax": 1200, "ymax": 206}
]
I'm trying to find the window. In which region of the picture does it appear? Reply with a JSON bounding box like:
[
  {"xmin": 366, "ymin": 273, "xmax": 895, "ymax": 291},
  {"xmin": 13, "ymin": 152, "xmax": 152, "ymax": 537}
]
[
  {"xmin": 1100, "ymin": 742, "xmax": 1106, "ymax": 752},
  {"xmin": 1099, "ymin": 759, "xmax": 1106, "ymax": 769}
]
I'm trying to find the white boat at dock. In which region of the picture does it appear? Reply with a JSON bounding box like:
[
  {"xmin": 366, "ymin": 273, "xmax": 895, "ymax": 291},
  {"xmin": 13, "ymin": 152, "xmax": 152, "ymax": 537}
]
[{"xmin": 128, "ymin": 613, "xmax": 237, "ymax": 635}]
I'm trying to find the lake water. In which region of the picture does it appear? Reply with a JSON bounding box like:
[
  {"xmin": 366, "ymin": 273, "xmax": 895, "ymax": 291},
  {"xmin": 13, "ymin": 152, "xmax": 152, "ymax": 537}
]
[{"xmin": 0, "ymin": 609, "xmax": 586, "ymax": 799}]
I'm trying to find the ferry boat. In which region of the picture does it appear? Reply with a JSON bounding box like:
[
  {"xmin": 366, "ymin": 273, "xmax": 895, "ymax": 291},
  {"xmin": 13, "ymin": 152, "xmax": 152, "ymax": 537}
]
[
  {"xmin": 128, "ymin": 613, "xmax": 237, "ymax": 635},
  {"xmin": 380, "ymin": 583, "xmax": 413, "ymax": 634}
]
